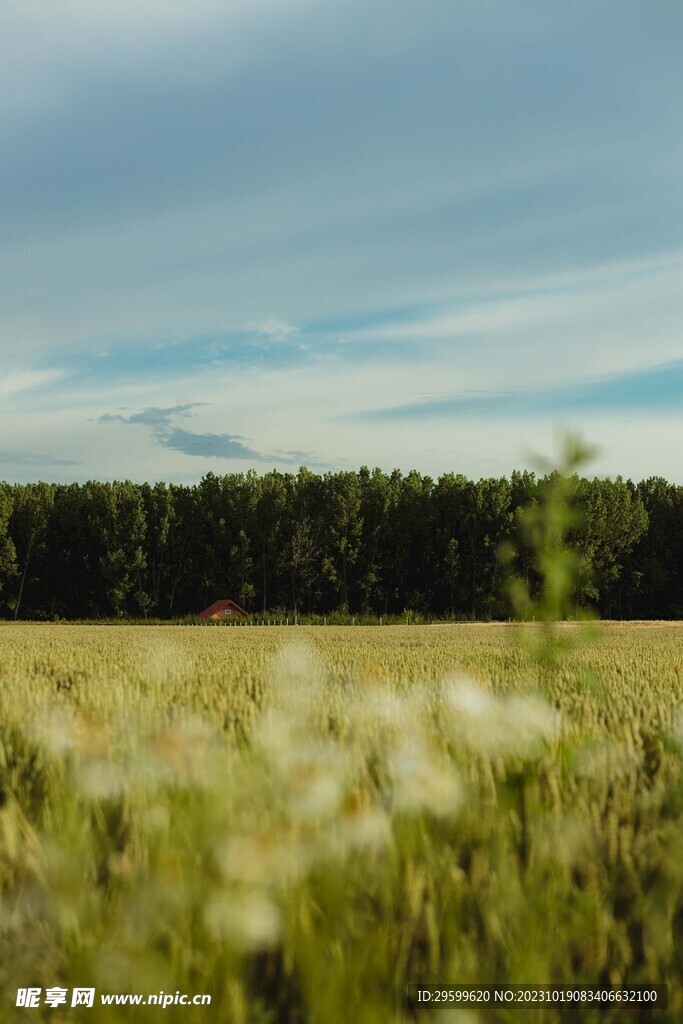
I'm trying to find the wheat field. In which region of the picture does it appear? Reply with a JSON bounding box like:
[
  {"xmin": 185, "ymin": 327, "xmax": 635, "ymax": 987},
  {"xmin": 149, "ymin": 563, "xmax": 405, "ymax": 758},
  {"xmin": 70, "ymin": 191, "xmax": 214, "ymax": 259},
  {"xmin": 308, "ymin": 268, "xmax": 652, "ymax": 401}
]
[{"xmin": 1, "ymin": 622, "xmax": 682, "ymax": 1022}]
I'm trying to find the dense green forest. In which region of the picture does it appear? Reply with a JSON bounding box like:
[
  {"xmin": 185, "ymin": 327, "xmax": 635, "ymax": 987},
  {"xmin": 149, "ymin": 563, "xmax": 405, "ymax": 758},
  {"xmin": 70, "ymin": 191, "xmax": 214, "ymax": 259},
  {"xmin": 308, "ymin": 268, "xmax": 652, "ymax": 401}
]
[{"xmin": 0, "ymin": 468, "xmax": 681, "ymax": 620}]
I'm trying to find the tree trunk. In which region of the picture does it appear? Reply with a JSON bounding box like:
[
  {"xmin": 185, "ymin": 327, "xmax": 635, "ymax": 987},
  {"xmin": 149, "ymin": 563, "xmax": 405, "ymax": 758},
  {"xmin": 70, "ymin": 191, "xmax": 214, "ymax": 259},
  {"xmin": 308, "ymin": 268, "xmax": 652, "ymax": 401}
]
[{"xmin": 14, "ymin": 538, "xmax": 33, "ymax": 620}]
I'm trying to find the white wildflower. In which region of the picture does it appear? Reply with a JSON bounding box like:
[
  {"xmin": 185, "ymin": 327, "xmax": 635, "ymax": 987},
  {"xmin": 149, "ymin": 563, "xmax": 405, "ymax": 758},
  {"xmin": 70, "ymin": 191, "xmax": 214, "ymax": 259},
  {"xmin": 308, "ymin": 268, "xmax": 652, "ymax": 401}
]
[
  {"xmin": 204, "ymin": 890, "xmax": 281, "ymax": 950},
  {"xmin": 145, "ymin": 717, "xmax": 220, "ymax": 785},
  {"xmin": 33, "ymin": 709, "xmax": 110, "ymax": 759},
  {"xmin": 335, "ymin": 802, "xmax": 390, "ymax": 853},
  {"xmin": 350, "ymin": 689, "xmax": 414, "ymax": 741},
  {"xmin": 389, "ymin": 739, "xmax": 463, "ymax": 818},
  {"xmin": 217, "ymin": 832, "xmax": 309, "ymax": 886},
  {"xmin": 444, "ymin": 676, "xmax": 497, "ymax": 719},
  {"xmin": 503, "ymin": 695, "xmax": 561, "ymax": 754},
  {"xmin": 442, "ymin": 676, "xmax": 560, "ymax": 758},
  {"xmin": 76, "ymin": 759, "xmax": 127, "ymax": 800},
  {"xmin": 251, "ymin": 708, "xmax": 303, "ymax": 765},
  {"xmin": 283, "ymin": 741, "xmax": 347, "ymax": 820}
]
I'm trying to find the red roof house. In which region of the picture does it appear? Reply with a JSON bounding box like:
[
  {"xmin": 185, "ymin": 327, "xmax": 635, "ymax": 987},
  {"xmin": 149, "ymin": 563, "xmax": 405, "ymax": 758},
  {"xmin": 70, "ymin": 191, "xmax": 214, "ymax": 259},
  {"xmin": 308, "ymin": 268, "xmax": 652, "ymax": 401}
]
[{"xmin": 198, "ymin": 599, "xmax": 249, "ymax": 620}]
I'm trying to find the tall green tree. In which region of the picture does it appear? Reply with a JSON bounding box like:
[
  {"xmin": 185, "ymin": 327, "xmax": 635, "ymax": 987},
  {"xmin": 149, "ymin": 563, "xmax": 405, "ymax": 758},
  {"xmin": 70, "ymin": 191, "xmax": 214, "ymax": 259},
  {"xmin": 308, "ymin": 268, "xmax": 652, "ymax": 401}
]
[
  {"xmin": 357, "ymin": 467, "xmax": 391, "ymax": 614},
  {"xmin": 97, "ymin": 482, "xmax": 147, "ymax": 616},
  {"xmin": 0, "ymin": 484, "xmax": 17, "ymax": 605},
  {"xmin": 166, "ymin": 485, "xmax": 198, "ymax": 614},
  {"xmin": 8, "ymin": 482, "xmax": 54, "ymax": 619},
  {"xmin": 140, "ymin": 482, "xmax": 175, "ymax": 615},
  {"xmin": 321, "ymin": 471, "xmax": 363, "ymax": 611},
  {"xmin": 254, "ymin": 471, "xmax": 286, "ymax": 613},
  {"xmin": 570, "ymin": 476, "xmax": 648, "ymax": 617},
  {"xmin": 629, "ymin": 478, "xmax": 683, "ymax": 617},
  {"xmin": 285, "ymin": 519, "xmax": 318, "ymax": 615}
]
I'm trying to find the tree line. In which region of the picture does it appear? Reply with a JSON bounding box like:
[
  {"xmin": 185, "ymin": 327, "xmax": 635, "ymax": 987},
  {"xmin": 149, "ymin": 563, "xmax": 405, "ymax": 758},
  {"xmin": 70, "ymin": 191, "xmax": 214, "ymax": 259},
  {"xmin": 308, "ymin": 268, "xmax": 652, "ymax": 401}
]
[{"xmin": 0, "ymin": 468, "xmax": 681, "ymax": 621}]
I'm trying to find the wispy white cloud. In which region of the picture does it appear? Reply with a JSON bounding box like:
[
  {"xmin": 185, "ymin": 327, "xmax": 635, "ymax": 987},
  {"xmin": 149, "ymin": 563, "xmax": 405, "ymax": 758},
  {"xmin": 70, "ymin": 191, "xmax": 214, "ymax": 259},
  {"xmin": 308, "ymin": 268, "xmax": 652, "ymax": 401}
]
[
  {"xmin": 0, "ymin": 0, "xmax": 315, "ymax": 125},
  {"xmin": 0, "ymin": 450, "xmax": 78, "ymax": 467},
  {"xmin": 339, "ymin": 256, "xmax": 683, "ymax": 384},
  {"xmin": 356, "ymin": 358, "xmax": 683, "ymax": 422},
  {"xmin": 0, "ymin": 368, "xmax": 65, "ymax": 397},
  {"xmin": 245, "ymin": 318, "xmax": 299, "ymax": 342}
]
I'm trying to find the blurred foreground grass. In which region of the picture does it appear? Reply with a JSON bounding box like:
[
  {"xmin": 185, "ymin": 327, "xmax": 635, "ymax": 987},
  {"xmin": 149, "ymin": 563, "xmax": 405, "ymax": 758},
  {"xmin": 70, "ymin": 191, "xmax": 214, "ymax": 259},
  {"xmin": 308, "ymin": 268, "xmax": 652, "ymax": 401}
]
[{"xmin": 1, "ymin": 622, "xmax": 683, "ymax": 1022}]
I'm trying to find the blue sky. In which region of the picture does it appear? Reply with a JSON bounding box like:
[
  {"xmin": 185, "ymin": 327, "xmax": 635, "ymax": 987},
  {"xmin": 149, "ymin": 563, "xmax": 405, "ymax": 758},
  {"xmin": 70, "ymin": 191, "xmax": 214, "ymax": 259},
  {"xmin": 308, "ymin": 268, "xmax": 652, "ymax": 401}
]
[{"xmin": 1, "ymin": 0, "xmax": 682, "ymax": 483}]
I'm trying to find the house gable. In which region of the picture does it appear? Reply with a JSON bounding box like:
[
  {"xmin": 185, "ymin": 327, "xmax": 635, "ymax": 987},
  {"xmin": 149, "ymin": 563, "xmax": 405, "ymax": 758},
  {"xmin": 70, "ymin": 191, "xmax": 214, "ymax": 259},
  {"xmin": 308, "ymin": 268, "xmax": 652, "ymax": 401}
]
[{"xmin": 198, "ymin": 599, "xmax": 249, "ymax": 620}]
